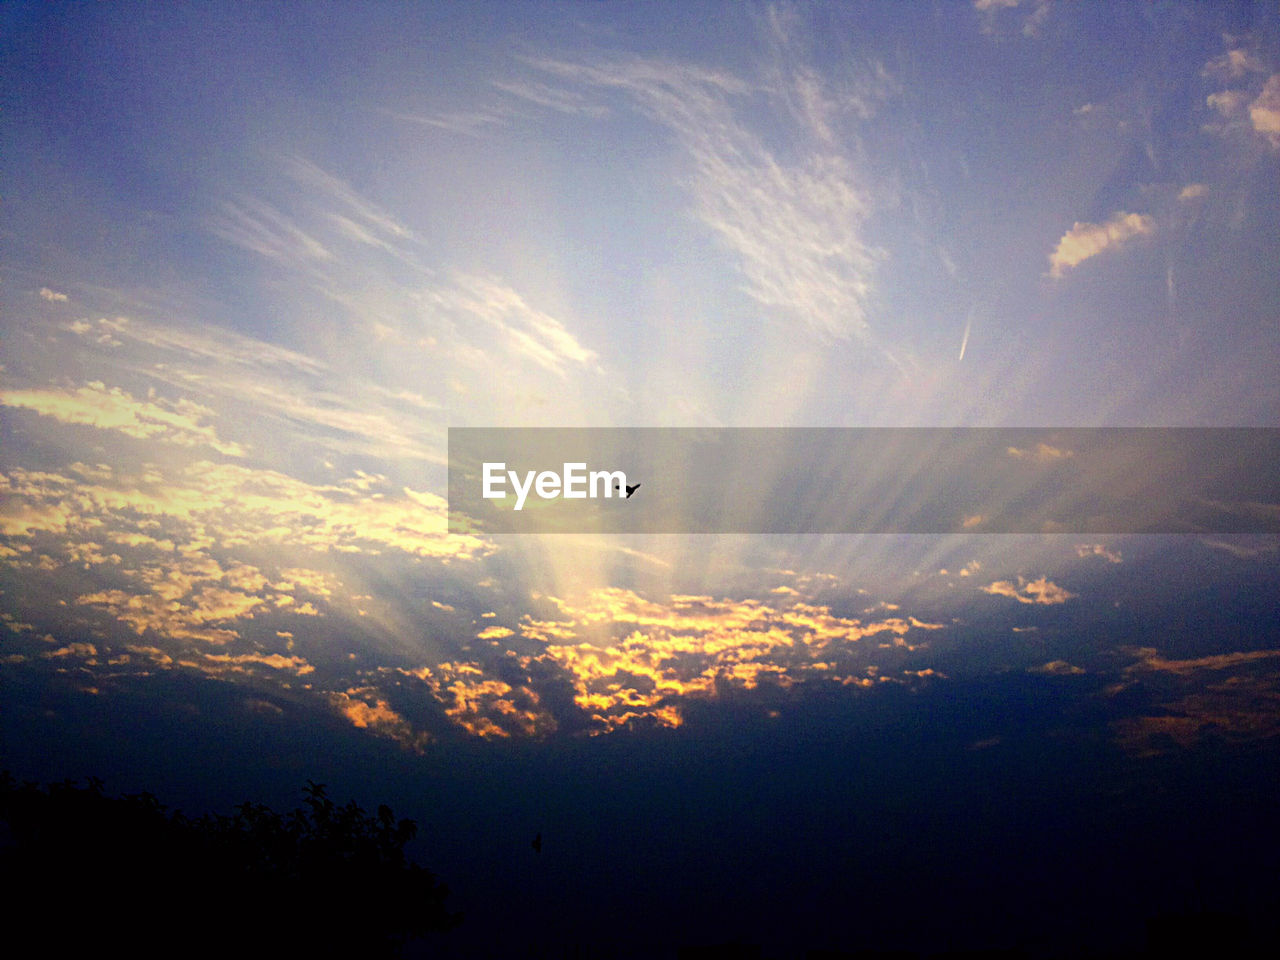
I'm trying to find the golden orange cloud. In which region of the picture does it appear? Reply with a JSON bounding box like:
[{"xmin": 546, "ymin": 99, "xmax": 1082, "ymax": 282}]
[
  {"xmin": 1047, "ymin": 211, "xmax": 1154, "ymax": 278},
  {"xmin": 1, "ymin": 382, "xmax": 246, "ymax": 455},
  {"xmin": 982, "ymin": 577, "xmax": 1075, "ymax": 605}
]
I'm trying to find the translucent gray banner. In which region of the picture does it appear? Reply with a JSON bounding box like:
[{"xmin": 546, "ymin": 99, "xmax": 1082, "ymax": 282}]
[{"xmin": 448, "ymin": 428, "xmax": 1280, "ymax": 534}]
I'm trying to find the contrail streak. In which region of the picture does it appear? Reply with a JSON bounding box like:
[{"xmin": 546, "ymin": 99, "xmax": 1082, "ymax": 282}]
[{"xmin": 958, "ymin": 315, "xmax": 972, "ymax": 361}]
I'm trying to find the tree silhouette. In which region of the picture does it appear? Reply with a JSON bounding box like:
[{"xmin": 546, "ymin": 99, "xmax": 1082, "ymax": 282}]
[{"xmin": 0, "ymin": 771, "xmax": 459, "ymax": 955}]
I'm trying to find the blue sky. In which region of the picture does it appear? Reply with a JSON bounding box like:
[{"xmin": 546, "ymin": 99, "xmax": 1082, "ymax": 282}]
[{"xmin": 3, "ymin": 2, "xmax": 1280, "ymax": 954}]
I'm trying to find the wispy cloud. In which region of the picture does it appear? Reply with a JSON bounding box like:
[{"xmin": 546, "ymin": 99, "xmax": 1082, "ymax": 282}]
[
  {"xmin": 428, "ymin": 274, "xmax": 600, "ymax": 379},
  {"xmin": 1006, "ymin": 442, "xmax": 1073, "ymax": 463},
  {"xmin": 490, "ymin": 79, "xmax": 608, "ymax": 118},
  {"xmin": 39, "ymin": 287, "xmax": 69, "ymax": 302},
  {"xmin": 208, "ymin": 198, "xmax": 334, "ymax": 266},
  {"xmin": 381, "ymin": 106, "xmax": 512, "ymax": 137},
  {"xmin": 524, "ymin": 15, "xmax": 889, "ymax": 345},
  {"xmin": 1047, "ymin": 211, "xmax": 1154, "ymax": 278}
]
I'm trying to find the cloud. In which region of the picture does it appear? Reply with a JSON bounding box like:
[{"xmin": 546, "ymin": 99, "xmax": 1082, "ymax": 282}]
[
  {"xmin": 62, "ymin": 317, "xmax": 444, "ymax": 462},
  {"xmin": 1207, "ymin": 89, "xmax": 1249, "ymax": 118},
  {"xmin": 0, "ymin": 381, "xmax": 246, "ymax": 456},
  {"xmin": 0, "ymin": 460, "xmax": 488, "ymax": 562},
  {"xmin": 1006, "ymin": 442, "xmax": 1073, "ymax": 463},
  {"xmin": 1031, "ymin": 660, "xmax": 1085, "ymax": 675},
  {"xmin": 1125, "ymin": 648, "xmax": 1280, "ymax": 676},
  {"xmin": 982, "ymin": 577, "xmax": 1076, "ymax": 605},
  {"xmin": 517, "ymin": 588, "xmax": 944, "ymax": 732},
  {"xmin": 525, "ymin": 18, "xmax": 889, "ymax": 345},
  {"xmin": 490, "ymin": 79, "xmax": 609, "ymax": 118},
  {"xmin": 1113, "ymin": 647, "xmax": 1280, "ymax": 755},
  {"xmin": 1202, "ymin": 48, "xmax": 1266, "ymax": 82},
  {"xmin": 975, "ymin": 0, "xmax": 1050, "ymax": 39},
  {"xmin": 1177, "ymin": 183, "xmax": 1207, "ymax": 201},
  {"xmin": 39, "ymin": 287, "xmax": 69, "ymax": 302},
  {"xmin": 328, "ymin": 688, "xmax": 431, "ymax": 752},
  {"xmin": 429, "ymin": 274, "xmax": 600, "ymax": 378},
  {"xmin": 1047, "ymin": 211, "xmax": 1154, "ymax": 278},
  {"xmin": 382, "ymin": 106, "xmax": 512, "ymax": 137},
  {"xmin": 1248, "ymin": 74, "xmax": 1280, "ymax": 147},
  {"xmin": 1076, "ymin": 543, "xmax": 1122, "ymax": 563},
  {"xmin": 209, "ymin": 198, "xmax": 334, "ymax": 265}
]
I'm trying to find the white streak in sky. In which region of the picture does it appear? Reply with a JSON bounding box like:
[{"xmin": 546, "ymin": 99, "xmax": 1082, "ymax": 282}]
[{"xmin": 958, "ymin": 315, "xmax": 972, "ymax": 361}]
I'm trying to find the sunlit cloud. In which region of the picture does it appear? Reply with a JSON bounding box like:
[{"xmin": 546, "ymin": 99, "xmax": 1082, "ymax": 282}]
[
  {"xmin": 1006, "ymin": 442, "xmax": 1073, "ymax": 463},
  {"xmin": 981, "ymin": 577, "xmax": 1076, "ymax": 605},
  {"xmin": 39, "ymin": 287, "xmax": 69, "ymax": 302},
  {"xmin": 328, "ymin": 687, "xmax": 431, "ymax": 753},
  {"xmin": 1047, "ymin": 212, "xmax": 1154, "ymax": 279},
  {"xmin": 1249, "ymin": 74, "xmax": 1280, "ymax": 147},
  {"xmin": 1112, "ymin": 646, "xmax": 1280, "ymax": 756},
  {"xmin": 1076, "ymin": 543, "xmax": 1122, "ymax": 563},
  {"xmin": 1125, "ymin": 648, "xmax": 1280, "ymax": 676},
  {"xmin": 512, "ymin": 588, "xmax": 946, "ymax": 732},
  {"xmin": 1, "ymin": 382, "xmax": 247, "ymax": 456},
  {"xmin": 1030, "ymin": 660, "xmax": 1084, "ymax": 675}
]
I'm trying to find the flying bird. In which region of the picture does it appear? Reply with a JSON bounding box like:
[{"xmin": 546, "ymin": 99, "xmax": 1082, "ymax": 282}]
[{"xmin": 616, "ymin": 482, "xmax": 641, "ymax": 499}]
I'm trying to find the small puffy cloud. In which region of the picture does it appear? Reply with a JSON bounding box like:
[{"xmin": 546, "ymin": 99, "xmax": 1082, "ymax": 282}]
[
  {"xmin": 1177, "ymin": 183, "xmax": 1208, "ymax": 201},
  {"xmin": 1048, "ymin": 211, "xmax": 1154, "ymax": 278},
  {"xmin": 39, "ymin": 287, "xmax": 69, "ymax": 302},
  {"xmin": 982, "ymin": 576, "xmax": 1076, "ymax": 605},
  {"xmin": 1248, "ymin": 74, "xmax": 1280, "ymax": 147}
]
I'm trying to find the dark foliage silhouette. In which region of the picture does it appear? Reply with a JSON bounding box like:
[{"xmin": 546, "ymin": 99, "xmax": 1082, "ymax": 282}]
[{"xmin": 0, "ymin": 771, "xmax": 458, "ymax": 955}]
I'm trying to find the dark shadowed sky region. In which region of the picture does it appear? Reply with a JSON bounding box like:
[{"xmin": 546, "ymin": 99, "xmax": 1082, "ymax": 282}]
[{"xmin": 3, "ymin": 2, "xmax": 1279, "ymax": 957}]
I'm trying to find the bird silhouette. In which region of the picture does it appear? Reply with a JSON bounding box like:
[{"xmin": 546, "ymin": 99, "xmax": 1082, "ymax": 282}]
[
  {"xmin": 615, "ymin": 482, "xmax": 641, "ymax": 499},
  {"xmin": 531, "ymin": 832, "xmax": 542, "ymax": 854}
]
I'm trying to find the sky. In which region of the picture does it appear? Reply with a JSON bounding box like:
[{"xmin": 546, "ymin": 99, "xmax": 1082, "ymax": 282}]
[{"xmin": 3, "ymin": 2, "xmax": 1280, "ymax": 956}]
